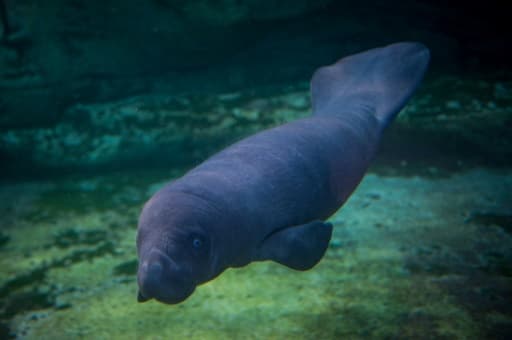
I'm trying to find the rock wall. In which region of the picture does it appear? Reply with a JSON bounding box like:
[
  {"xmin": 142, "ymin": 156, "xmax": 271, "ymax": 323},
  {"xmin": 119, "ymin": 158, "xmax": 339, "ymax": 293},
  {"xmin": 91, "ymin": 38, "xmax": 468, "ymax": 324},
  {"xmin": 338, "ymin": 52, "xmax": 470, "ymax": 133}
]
[
  {"xmin": 0, "ymin": 0, "xmax": 510, "ymax": 176},
  {"xmin": 0, "ymin": 0, "xmax": 330, "ymax": 128}
]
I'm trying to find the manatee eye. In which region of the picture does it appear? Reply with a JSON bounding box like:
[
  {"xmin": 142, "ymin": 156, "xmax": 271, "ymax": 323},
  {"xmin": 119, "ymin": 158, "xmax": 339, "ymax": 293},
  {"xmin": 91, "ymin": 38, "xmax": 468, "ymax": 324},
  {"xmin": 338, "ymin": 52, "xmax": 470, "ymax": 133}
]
[
  {"xmin": 192, "ymin": 237, "xmax": 202, "ymax": 249},
  {"xmin": 188, "ymin": 232, "xmax": 209, "ymax": 255}
]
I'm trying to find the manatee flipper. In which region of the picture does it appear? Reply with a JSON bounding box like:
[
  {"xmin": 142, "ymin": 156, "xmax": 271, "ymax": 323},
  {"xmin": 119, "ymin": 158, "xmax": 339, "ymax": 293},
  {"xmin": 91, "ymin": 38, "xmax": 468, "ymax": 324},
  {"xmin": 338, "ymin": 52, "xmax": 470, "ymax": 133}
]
[
  {"xmin": 311, "ymin": 42, "xmax": 430, "ymax": 130},
  {"xmin": 254, "ymin": 221, "xmax": 333, "ymax": 270}
]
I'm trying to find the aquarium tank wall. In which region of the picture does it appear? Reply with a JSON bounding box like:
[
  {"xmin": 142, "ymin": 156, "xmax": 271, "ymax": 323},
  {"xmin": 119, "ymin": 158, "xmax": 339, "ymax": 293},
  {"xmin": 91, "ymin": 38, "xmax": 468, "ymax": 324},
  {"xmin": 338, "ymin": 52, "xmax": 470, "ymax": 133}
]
[{"xmin": 0, "ymin": 0, "xmax": 511, "ymax": 339}]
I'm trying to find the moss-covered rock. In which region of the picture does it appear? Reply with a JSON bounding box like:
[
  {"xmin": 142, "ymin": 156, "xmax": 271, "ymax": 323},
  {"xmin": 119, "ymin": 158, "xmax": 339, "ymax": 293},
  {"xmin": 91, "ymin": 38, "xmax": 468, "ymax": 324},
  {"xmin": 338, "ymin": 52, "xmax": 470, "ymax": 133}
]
[
  {"xmin": 1, "ymin": 75, "xmax": 511, "ymax": 176},
  {"xmin": 0, "ymin": 86, "xmax": 310, "ymax": 172}
]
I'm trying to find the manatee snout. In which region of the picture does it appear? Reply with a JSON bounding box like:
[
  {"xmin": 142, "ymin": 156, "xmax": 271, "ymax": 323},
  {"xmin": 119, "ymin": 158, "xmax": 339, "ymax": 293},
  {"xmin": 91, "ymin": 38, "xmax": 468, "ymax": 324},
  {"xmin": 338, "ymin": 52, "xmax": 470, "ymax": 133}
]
[{"xmin": 137, "ymin": 248, "xmax": 196, "ymax": 304}]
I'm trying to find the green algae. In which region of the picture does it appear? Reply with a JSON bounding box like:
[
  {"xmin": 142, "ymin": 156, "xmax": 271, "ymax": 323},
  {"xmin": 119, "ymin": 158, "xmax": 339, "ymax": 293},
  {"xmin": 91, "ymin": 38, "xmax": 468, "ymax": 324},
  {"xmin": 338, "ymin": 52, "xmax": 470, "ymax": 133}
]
[
  {"xmin": 112, "ymin": 259, "xmax": 138, "ymax": 277},
  {"xmin": 8, "ymin": 245, "xmax": 476, "ymax": 339},
  {"xmin": 0, "ymin": 232, "xmax": 9, "ymax": 248},
  {"xmin": 1, "ymin": 169, "xmax": 511, "ymax": 339},
  {"xmin": 20, "ymin": 170, "xmax": 180, "ymax": 223}
]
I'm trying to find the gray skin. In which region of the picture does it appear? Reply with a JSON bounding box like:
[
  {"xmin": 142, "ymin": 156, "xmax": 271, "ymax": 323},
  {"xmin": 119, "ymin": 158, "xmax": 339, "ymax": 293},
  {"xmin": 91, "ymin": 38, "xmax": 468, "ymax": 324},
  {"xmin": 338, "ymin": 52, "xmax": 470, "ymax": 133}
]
[{"xmin": 137, "ymin": 42, "xmax": 430, "ymax": 304}]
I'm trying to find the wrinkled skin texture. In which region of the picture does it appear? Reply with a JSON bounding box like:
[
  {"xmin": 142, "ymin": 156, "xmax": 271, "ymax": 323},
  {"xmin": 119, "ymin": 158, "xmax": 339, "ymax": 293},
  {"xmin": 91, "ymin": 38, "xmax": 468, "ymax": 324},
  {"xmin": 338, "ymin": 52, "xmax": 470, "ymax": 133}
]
[
  {"xmin": 136, "ymin": 42, "xmax": 430, "ymax": 304},
  {"xmin": 137, "ymin": 192, "xmax": 221, "ymax": 303}
]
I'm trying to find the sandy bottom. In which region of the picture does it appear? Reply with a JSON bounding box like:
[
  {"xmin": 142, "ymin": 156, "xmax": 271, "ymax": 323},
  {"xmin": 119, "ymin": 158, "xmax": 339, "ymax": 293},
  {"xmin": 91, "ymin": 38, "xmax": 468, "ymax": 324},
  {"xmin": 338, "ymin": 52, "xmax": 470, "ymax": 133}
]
[{"xmin": 1, "ymin": 167, "xmax": 511, "ymax": 339}]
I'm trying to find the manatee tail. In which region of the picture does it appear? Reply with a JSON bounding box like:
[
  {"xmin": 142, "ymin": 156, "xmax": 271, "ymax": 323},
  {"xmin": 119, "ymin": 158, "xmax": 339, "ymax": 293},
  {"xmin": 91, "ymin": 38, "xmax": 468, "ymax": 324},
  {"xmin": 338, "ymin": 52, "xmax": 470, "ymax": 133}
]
[{"xmin": 310, "ymin": 42, "xmax": 430, "ymax": 130}]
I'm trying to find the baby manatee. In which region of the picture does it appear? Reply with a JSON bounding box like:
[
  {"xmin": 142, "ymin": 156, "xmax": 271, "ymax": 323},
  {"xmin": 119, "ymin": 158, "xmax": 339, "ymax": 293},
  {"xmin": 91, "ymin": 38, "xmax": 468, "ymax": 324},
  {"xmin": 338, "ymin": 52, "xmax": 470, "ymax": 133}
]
[{"xmin": 137, "ymin": 42, "xmax": 430, "ymax": 304}]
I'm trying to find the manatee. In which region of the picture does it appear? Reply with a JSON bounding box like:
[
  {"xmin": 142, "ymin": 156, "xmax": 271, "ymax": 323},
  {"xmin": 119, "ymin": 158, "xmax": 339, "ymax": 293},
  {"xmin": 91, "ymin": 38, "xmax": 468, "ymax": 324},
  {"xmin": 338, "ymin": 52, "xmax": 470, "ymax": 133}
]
[{"xmin": 136, "ymin": 42, "xmax": 430, "ymax": 304}]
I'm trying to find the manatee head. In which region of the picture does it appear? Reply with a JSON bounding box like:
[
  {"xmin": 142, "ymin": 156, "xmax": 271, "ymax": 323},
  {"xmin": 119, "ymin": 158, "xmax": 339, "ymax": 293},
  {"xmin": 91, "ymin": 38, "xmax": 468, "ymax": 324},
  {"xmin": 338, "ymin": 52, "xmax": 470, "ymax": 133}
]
[{"xmin": 136, "ymin": 188, "xmax": 221, "ymax": 304}]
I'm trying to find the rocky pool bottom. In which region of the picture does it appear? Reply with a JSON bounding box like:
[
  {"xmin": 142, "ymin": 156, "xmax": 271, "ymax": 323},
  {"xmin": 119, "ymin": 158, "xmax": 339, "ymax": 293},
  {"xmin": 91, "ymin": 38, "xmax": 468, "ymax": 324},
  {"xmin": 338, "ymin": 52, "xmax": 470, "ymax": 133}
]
[
  {"xmin": 0, "ymin": 164, "xmax": 511, "ymax": 339},
  {"xmin": 2, "ymin": 73, "xmax": 511, "ymax": 178}
]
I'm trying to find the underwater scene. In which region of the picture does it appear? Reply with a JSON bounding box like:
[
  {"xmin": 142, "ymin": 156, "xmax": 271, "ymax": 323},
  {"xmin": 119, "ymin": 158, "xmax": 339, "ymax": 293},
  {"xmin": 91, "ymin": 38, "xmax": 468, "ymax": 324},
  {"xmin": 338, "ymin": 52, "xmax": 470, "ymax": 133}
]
[{"xmin": 0, "ymin": 1, "xmax": 511, "ymax": 339}]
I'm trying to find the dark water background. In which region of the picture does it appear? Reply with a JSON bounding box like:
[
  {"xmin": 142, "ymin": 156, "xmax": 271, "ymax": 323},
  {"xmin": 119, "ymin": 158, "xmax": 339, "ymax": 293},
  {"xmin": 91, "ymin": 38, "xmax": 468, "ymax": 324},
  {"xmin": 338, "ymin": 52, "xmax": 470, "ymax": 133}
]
[{"xmin": 0, "ymin": 1, "xmax": 511, "ymax": 339}]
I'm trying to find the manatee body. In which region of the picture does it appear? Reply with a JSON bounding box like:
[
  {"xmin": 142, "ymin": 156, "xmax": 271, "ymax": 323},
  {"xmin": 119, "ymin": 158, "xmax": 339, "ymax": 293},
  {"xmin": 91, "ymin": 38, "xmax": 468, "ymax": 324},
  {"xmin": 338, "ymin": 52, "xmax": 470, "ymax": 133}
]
[{"xmin": 136, "ymin": 42, "xmax": 430, "ymax": 304}]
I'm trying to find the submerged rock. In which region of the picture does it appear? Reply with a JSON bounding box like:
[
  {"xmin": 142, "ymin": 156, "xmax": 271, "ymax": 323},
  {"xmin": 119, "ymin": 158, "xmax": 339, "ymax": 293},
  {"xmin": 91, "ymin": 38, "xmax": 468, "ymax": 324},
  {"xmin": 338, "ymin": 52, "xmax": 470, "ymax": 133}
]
[
  {"xmin": 0, "ymin": 0, "xmax": 331, "ymax": 129},
  {"xmin": 1, "ymin": 76, "xmax": 511, "ymax": 176},
  {"xmin": 0, "ymin": 88, "xmax": 309, "ymax": 173}
]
